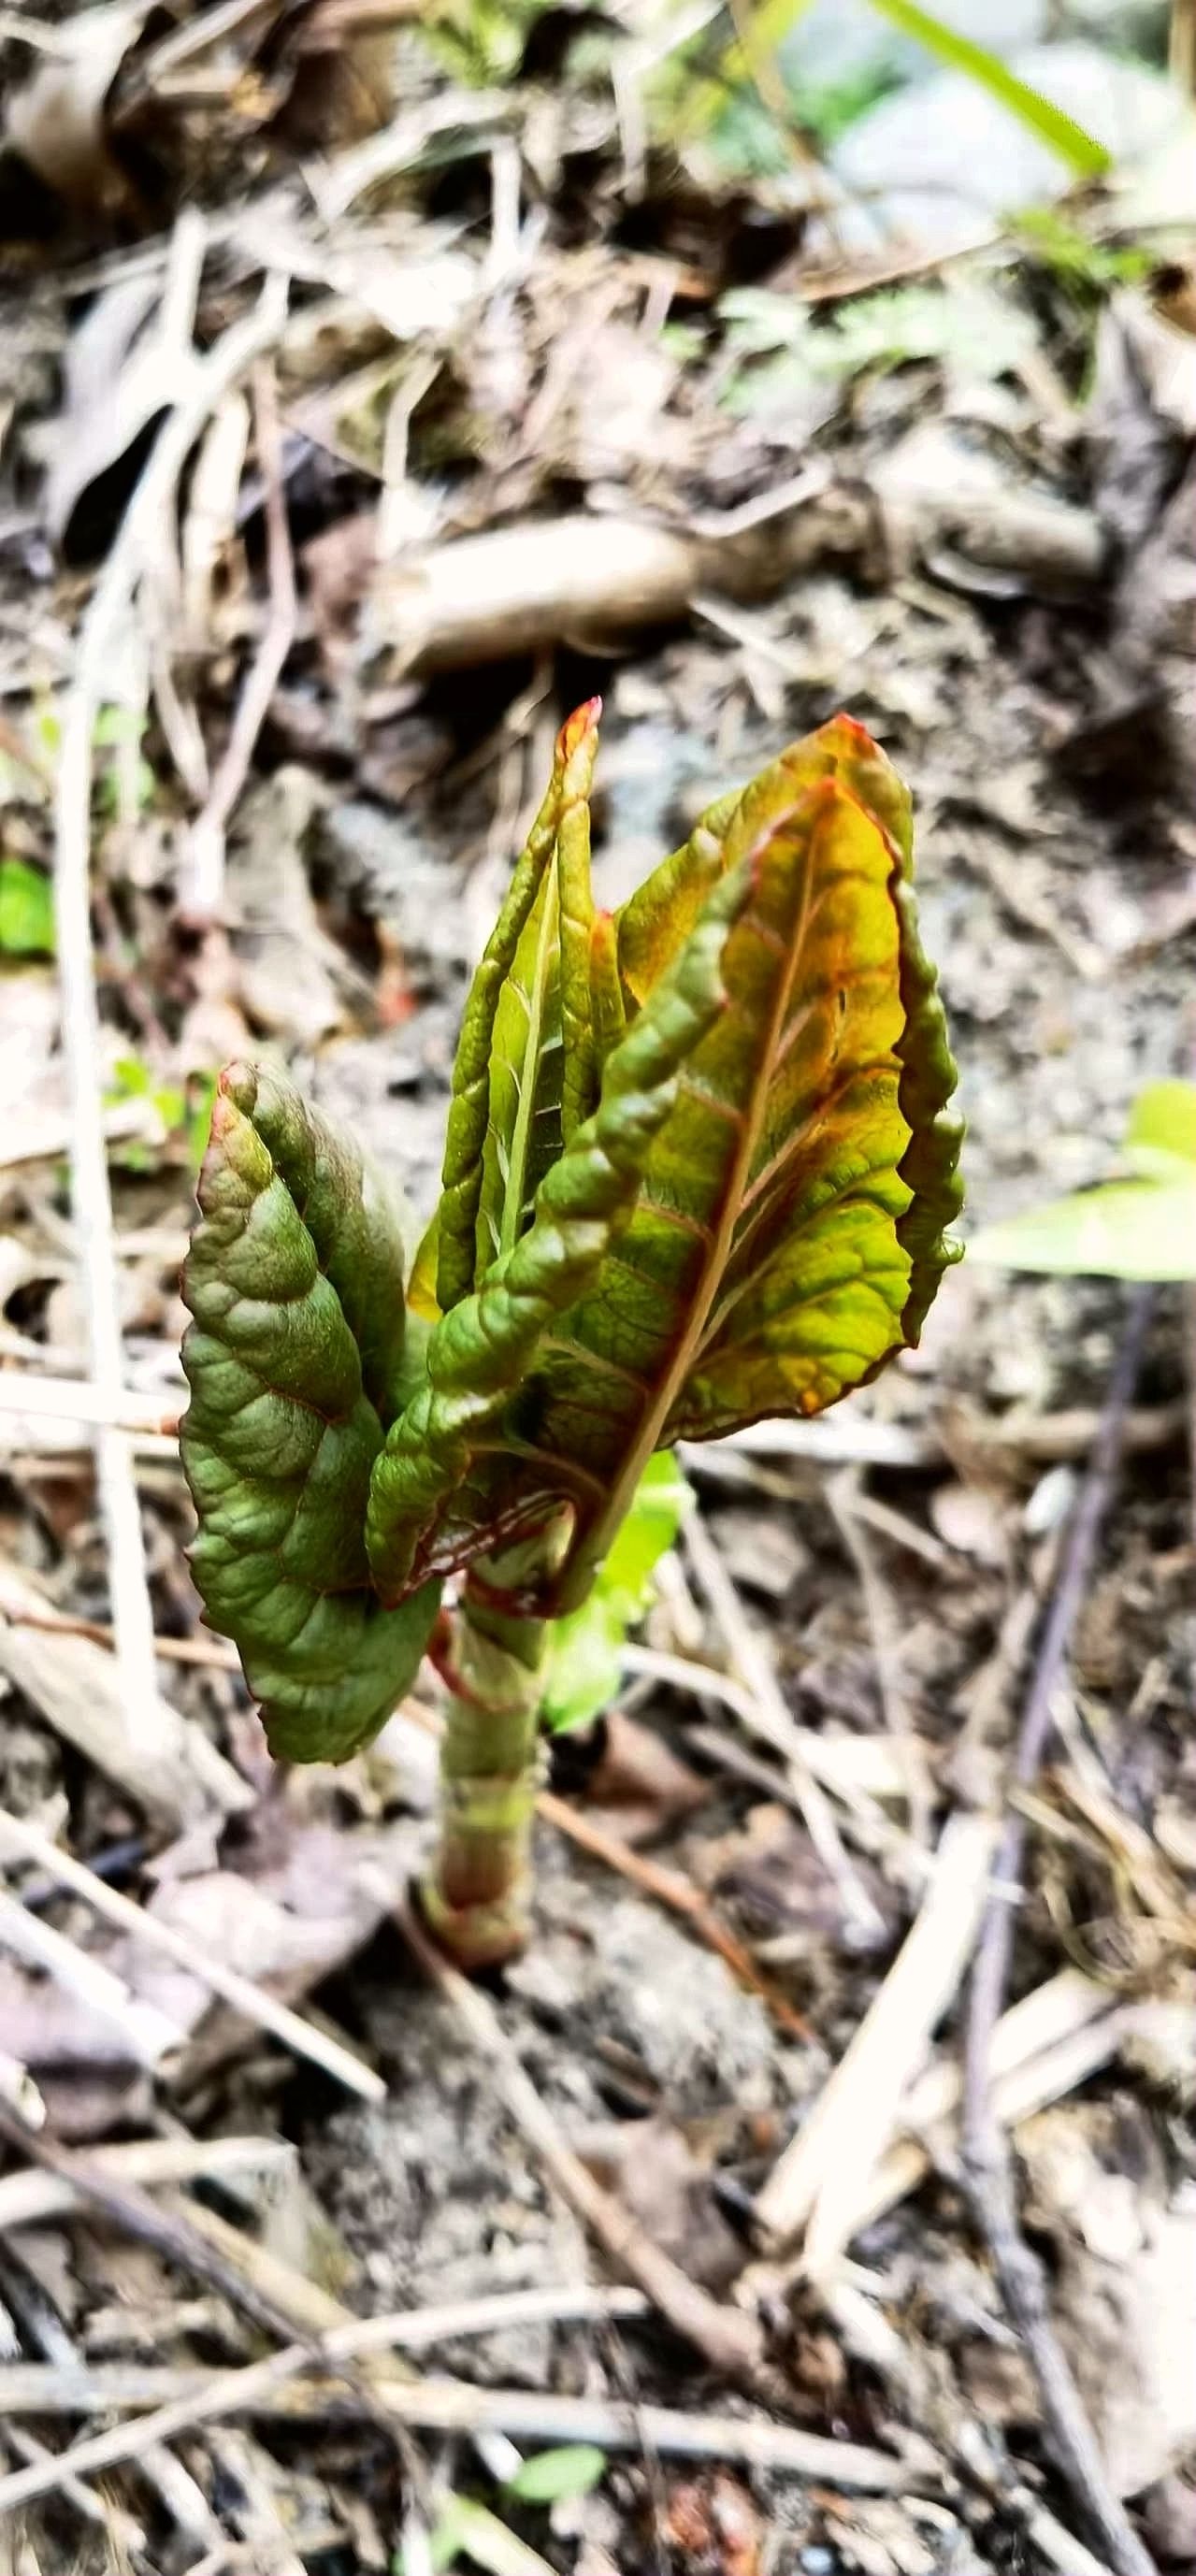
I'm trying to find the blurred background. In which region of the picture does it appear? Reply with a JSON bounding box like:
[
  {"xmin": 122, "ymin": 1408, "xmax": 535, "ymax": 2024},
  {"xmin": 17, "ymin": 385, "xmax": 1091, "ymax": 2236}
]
[{"xmin": 0, "ymin": 7, "xmax": 1193, "ymax": 2573}]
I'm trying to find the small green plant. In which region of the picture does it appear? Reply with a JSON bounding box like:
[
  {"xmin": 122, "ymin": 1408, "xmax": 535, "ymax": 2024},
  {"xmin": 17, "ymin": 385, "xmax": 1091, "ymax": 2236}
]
[
  {"xmin": 970, "ymin": 1080, "xmax": 1196, "ymax": 1281},
  {"xmin": 181, "ymin": 707, "xmax": 963, "ymax": 1965},
  {"xmin": 108, "ymin": 1059, "xmax": 218, "ymax": 1177},
  {"xmin": 0, "ymin": 856, "xmax": 55, "ymax": 957},
  {"xmin": 402, "ymin": 2444, "xmax": 608, "ymax": 2573}
]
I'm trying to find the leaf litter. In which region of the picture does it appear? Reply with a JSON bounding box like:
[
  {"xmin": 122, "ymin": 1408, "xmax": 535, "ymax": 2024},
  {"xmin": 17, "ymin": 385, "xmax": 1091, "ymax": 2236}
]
[{"xmin": 0, "ymin": 0, "xmax": 1193, "ymax": 2569}]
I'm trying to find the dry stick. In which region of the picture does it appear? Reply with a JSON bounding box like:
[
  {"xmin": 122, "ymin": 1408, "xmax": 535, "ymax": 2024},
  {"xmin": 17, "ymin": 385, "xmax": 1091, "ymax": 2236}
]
[
  {"xmin": 180, "ymin": 339, "xmax": 295, "ymax": 923},
  {"xmin": 1, "ymin": 1603, "xmax": 238, "ymax": 1670},
  {"xmin": 0, "ymin": 2424, "xmax": 147, "ymax": 2557},
  {"xmin": 963, "ymin": 1287, "xmax": 1158, "ymax": 2576},
  {"xmin": 753, "ymin": 1812, "xmax": 999, "ymax": 2264},
  {"xmin": 828, "ymin": 1465, "xmax": 932, "ymax": 1846},
  {"xmin": 0, "ymin": 2102, "xmax": 360, "ymax": 2360},
  {"xmin": 0, "ymin": 1807, "xmax": 384, "ymax": 2105},
  {"xmin": 0, "ymin": 2355, "xmax": 914, "ymax": 2513},
  {"xmin": 684, "ymin": 1510, "xmax": 886, "ymax": 1937},
  {"xmin": 398, "ymin": 1896, "xmax": 766, "ymax": 2383},
  {"xmin": 0, "ymin": 2134, "xmax": 294, "ymax": 2234},
  {"xmin": 52, "ymin": 272, "xmax": 286, "ymax": 1760}
]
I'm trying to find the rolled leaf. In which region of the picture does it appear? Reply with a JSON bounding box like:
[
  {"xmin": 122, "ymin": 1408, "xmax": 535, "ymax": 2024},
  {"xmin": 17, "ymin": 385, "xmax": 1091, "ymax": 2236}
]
[
  {"xmin": 365, "ymin": 865, "xmax": 744, "ymax": 1603},
  {"xmin": 434, "ymin": 698, "xmax": 600, "ymax": 1313},
  {"xmin": 180, "ymin": 1062, "xmax": 440, "ymax": 1761}
]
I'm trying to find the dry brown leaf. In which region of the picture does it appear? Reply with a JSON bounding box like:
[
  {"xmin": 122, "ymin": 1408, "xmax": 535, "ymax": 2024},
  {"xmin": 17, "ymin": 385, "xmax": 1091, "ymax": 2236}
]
[
  {"xmin": 580, "ymin": 1710, "xmax": 709, "ymax": 1847},
  {"xmin": 225, "ymin": 768, "xmax": 343, "ymax": 1044},
  {"xmin": 111, "ymin": 1809, "xmax": 424, "ymax": 2069}
]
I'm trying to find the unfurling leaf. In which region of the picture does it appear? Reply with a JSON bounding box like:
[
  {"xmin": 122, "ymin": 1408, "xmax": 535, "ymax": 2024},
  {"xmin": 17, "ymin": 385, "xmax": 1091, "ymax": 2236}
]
[
  {"xmin": 372, "ymin": 712, "xmax": 961, "ymax": 1610},
  {"xmin": 429, "ymin": 699, "xmax": 600, "ymax": 1316},
  {"xmin": 366, "ymin": 867, "xmax": 744, "ymax": 1602},
  {"xmin": 180, "ymin": 1063, "xmax": 440, "ymax": 1761}
]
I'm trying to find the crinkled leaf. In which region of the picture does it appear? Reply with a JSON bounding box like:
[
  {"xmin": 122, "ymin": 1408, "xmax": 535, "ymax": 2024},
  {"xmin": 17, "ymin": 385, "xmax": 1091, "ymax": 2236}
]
[
  {"xmin": 433, "ymin": 700, "xmax": 599, "ymax": 1314},
  {"xmin": 365, "ymin": 872, "xmax": 743, "ymax": 1604},
  {"xmin": 550, "ymin": 717, "xmax": 961, "ymax": 1597},
  {"xmin": 180, "ymin": 1062, "xmax": 440, "ymax": 1761},
  {"xmin": 542, "ymin": 1452, "xmax": 691, "ymax": 1732}
]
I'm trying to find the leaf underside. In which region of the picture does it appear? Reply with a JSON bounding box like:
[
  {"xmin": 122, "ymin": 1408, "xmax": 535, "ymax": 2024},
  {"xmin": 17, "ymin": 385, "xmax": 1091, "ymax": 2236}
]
[
  {"xmin": 180, "ymin": 1063, "xmax": 440, "ymax": 1761},
  {"xmin": 369, "ymin": 712, "xmax": 962, "ymax": 1606}
]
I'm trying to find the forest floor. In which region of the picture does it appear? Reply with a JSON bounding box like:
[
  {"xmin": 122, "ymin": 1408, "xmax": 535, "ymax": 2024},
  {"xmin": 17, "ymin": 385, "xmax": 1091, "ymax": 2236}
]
[{"xmin": 0, "ymin": 5, "xmax": 1193, "ymax": 2572}]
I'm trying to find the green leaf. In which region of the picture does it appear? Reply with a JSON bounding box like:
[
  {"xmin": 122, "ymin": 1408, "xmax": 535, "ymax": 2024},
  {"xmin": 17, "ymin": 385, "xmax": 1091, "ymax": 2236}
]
[
  {"xmin": 0, "ymin": 857, "xmax": 55, "ymax": 957},
  {"xmin": 542, "ymin": 1453, "xmax": 690, "ymax": 1732},
  {"xmin": 505, "ymin": 2444, "xmax": 608, "ymax": 2505},
  {"xmin": 1125, "ymin": 1078, "xmax": 1196, "ymax": 1173},
  {"xmin": 365, "ymin": 864, "xmax": 744, "ymax": 1604},
  {"xmin": 180, "ymin": 1061, "xmax": 440, "ymax": 1760},
  {"xmin": 424, "ymin": 2500, "xmax": 555, "ymax": 2576},
  {"xmin": 555, "ymin": 715, "xmax": 961, "ymax": 1599},
  {"xmin": 860, "ymin": 0, "xmax": 1110, "ymax": 177},
  {"xmin": 436, "ymin": 700, "xmax": 600, "ymax": 1314},
  {"xmin": 969, "ymin": 1175, "xmax": 1196, "ymax": 1281},
  {"xmin": 970, "ymin": 1079, "xmax": 1196, "ymax": 1281}
]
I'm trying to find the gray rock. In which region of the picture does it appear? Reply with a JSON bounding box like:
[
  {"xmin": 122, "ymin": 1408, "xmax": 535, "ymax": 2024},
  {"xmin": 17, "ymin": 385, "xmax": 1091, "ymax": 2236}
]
[
  {"xmin": 832, "ymin": 41, "xmax": 1191, "ymax": 251},
  {"xmin": 779, "ymin": 0, "xmax": 1047, "ymax": 92}
]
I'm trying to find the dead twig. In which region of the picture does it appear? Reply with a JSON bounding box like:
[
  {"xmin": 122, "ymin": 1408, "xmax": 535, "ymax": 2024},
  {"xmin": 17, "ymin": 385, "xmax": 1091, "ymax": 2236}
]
[
  {"xmin": 0, "ymin": 2354, "xmax": 919, "ymax": 2512},
  {"xmin": 963, "ymin": 1288, "xmax": 1159, "ymax": 2576},
  {"xmin": 399, "ymin": 1896, "xmax": 765, "ymax": 2383},
  {"xmin": 180, "ymin": 340, "xmax": 295, "ymax": 922},
  {"xmin": 684, "ymin": 1509, "xmax": 886, "ymax": 1937},
  {"xmin": 0, "ymin": 1881, "xmax": 182, "ymax": 2067},
  {"xmin": 537, "ymin": 1788, "xmax": 812, "ymax": 2041},
  {"xmin": 828, "ymin": 1465, "xmax": 932, "ymax": 1845},
  {"xmin": 752, "ymin": 1813, "xmax": 999, "ymax": 2269},
  {"xmin": 0, "ymin": 2133, "xmax": 294, "ymax": 2234}
]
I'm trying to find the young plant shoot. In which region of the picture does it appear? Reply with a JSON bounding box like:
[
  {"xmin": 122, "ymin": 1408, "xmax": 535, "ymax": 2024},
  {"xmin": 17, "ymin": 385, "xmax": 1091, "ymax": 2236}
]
[{"xmin": 180, "ymin": 705, "xmax": 963, "ymax": 1967}]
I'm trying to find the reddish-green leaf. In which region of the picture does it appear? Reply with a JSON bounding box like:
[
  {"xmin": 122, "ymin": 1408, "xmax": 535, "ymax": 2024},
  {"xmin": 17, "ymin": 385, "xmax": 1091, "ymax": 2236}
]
[
  {"xmin": 430, "ymin": 701, "xmax": 599, "ymax": 1316},
  {"xmin": 180, "ymin": 1063, "xmax": 439, "ymax": 1760},
  {"xmin": 365, "ymin": 866, "xmax": 743, "ymax": 1603}
]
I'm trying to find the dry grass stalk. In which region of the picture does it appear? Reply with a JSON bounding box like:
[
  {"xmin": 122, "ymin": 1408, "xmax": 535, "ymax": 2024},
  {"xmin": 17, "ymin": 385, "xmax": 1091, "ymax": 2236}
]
[
  {"xmin": 753, "ymin": 1811, "xmax": 1000, "ymax": 2266},
  {"xmin": 0, "ymin": 2133, "xmax": 294, "ymax": 2233},
  {"xmin": 0, "ymin": 2353, "xmax": 919, "ymax": 2511},
  {"xmin": 684, "ymin": 1509, "xmax": 885, "ymax": 1936}
]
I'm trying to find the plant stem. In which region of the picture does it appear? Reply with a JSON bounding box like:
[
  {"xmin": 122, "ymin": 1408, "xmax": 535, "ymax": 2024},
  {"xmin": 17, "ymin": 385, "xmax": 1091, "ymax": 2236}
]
[{"xmin": 424, "ymin": 1555, "xmax": 550, "ymax": 1968}]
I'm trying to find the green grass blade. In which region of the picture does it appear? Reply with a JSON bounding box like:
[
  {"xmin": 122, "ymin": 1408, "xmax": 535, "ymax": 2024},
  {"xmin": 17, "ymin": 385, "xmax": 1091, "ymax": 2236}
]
[{"xmin": 862, "ymin": 0, "xmax": 1111, "ymax": 175}]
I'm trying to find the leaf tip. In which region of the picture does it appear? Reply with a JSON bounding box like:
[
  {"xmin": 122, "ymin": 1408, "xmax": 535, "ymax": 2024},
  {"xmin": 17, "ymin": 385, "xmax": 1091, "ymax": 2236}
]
[{"xmin": 558, "ymin": 697, "xmax": 602, "ymax": 761}]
